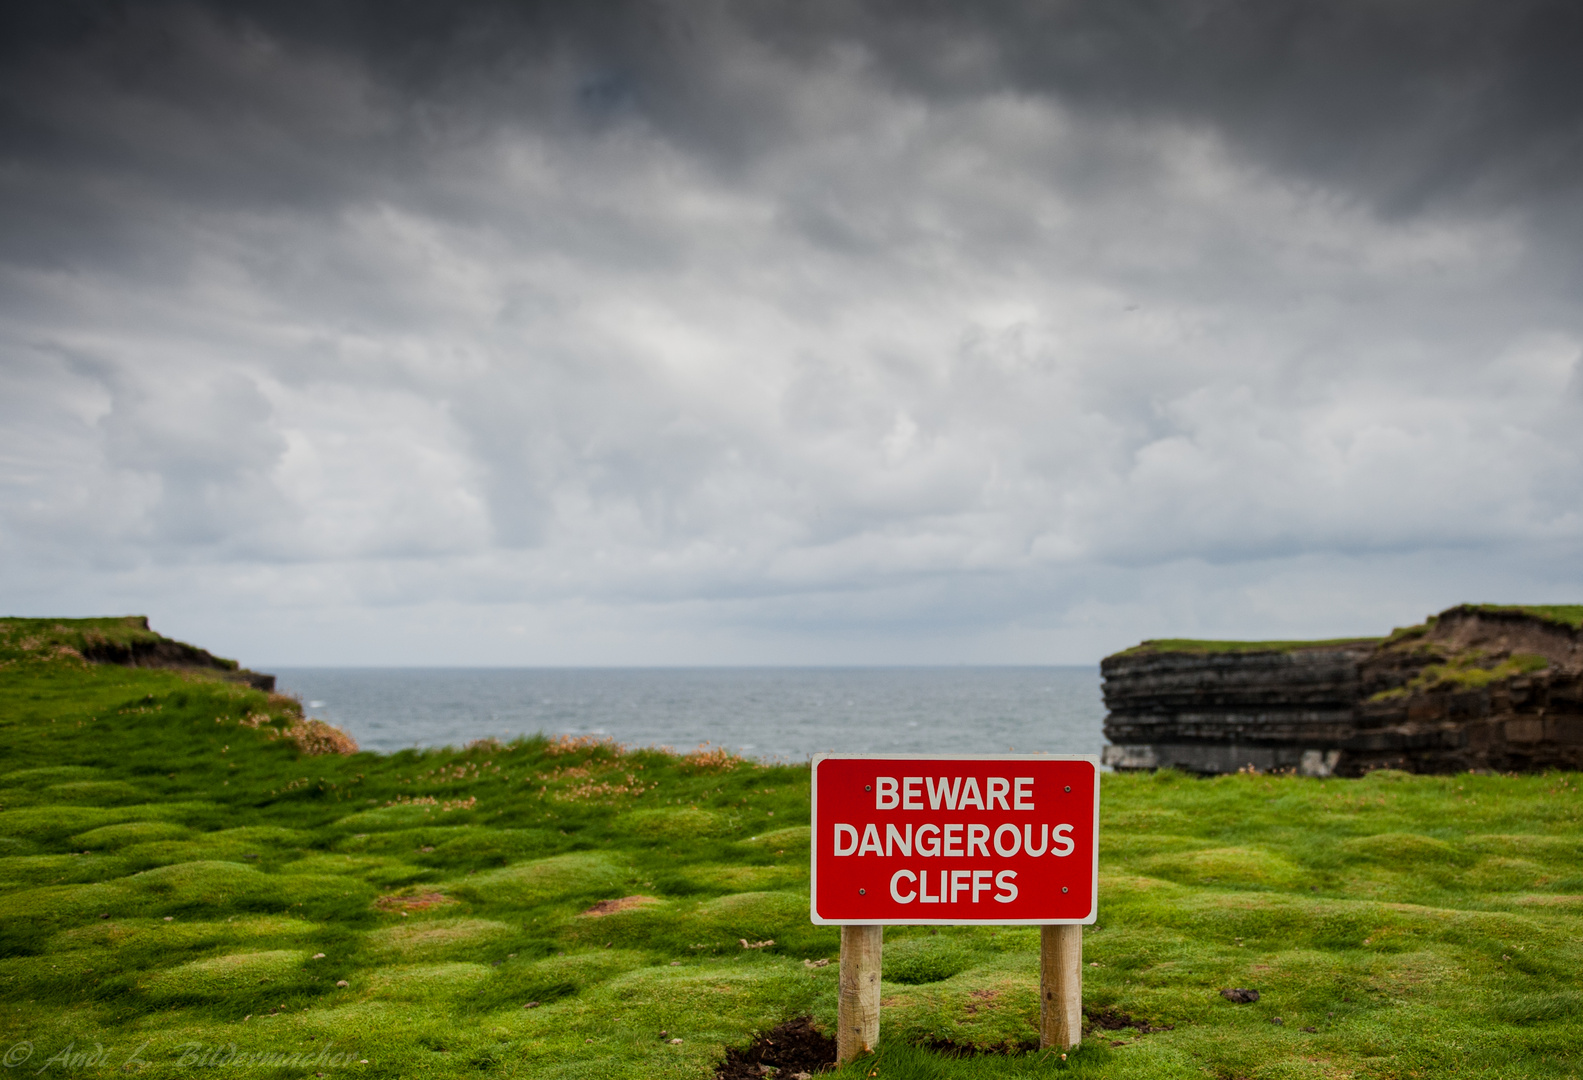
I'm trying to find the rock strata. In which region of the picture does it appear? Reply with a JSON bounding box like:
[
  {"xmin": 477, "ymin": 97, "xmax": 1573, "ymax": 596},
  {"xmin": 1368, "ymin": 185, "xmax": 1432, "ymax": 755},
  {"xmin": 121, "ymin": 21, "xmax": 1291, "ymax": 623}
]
[{"xmin": 1102, "ymin": 605, "xmax": 1583, "ymax": 776}]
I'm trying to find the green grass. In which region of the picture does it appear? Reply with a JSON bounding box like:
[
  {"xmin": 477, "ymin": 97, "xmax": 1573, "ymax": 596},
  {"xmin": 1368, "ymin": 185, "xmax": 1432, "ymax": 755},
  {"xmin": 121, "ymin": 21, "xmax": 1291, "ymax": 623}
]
[
  {"xmin": 1114, "ymin": 637, "xmax": 1382, "ymax": 657},
  {"xmin": 1368, "ymin": 650, "xmax": 1554, "ymax": 702},
  {"xmin": 1118, "ymin": 602, "xmax": 1583, "ymax": 659},
  {"xmin": 1458, "ymin": 604, "xmax": 1583, "ymax": 631},
  {"xmin": 0, "ymin": 615, "xmax": 178, "ymax": 662},
  {"xmin": 3, "ymin": 620, "xmax": 1582, "ymax": 1078}
]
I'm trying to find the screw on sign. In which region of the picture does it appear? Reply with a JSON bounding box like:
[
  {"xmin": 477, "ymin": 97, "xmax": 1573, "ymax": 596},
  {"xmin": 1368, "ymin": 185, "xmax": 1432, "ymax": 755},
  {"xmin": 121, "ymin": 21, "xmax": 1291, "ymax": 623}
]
[{"xmin": 811, "ymin": 755, "xmax": 1099, "ymax": 1064}]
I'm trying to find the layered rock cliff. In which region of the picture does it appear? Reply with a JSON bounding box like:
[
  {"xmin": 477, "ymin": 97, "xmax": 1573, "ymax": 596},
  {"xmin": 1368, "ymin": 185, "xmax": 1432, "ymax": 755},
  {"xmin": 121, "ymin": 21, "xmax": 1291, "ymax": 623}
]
[
  {"xmin": 7, "ymin": 615, "xmax": 276, "ymax": 691},
  {"xmin": 1101, "ymin": 605, "xmax": 1583, "ymax": 776}
]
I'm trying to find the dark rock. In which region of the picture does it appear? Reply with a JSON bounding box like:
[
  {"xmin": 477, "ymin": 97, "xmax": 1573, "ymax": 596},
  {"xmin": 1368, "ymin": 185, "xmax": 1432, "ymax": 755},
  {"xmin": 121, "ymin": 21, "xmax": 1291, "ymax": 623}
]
[
  {"xmin": 1220, "ymin": 988, "xmax": 1260, "ymax": 1004},
  {"xmin": 1103, "ymin": 605, "xmax": 1583, "ymax": 776}
]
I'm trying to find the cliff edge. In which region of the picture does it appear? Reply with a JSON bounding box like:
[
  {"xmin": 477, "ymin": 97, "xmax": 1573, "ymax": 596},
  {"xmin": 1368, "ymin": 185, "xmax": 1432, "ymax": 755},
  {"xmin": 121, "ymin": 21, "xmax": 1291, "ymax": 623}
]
[
  {"xmin": 0, "ymin": 615, "xmax": 277, "ymax": 690},
  {"xmin": 1101, "ymin": 604, "xmax": 1583, "ymax": 776}
]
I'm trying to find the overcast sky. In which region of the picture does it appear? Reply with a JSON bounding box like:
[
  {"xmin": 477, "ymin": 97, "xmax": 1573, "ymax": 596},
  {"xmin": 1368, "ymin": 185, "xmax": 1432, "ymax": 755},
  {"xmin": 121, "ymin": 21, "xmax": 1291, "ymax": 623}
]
[{"xmin": 3, "ymin": 0, "xmax": 1582, "ymax": 666}]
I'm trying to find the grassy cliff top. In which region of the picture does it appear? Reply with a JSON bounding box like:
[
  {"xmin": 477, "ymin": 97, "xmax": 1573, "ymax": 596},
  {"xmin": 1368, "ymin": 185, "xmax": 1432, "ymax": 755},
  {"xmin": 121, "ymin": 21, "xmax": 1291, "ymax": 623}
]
[
  {"xmin": 3, "ymin": 622, "xmax": 1582, "ymax": 1078},
  {"xmin": 1, "ymin": 614, "xmax": 164, "ymax": 657},
  {"xmin": 1114, "ymin": 603, "xmax": 1583, "ymax": 661},
  {"xmin": 1112, "ymin": 636, "xmax": 1383, "ymax": 658},
  {"xmin": 1451, "ymin": 603, "xmax": 1583, "ymax": 631},
  {"xmin": 0, "ymin": 615, "xmax": 240, "ymax": 670}
]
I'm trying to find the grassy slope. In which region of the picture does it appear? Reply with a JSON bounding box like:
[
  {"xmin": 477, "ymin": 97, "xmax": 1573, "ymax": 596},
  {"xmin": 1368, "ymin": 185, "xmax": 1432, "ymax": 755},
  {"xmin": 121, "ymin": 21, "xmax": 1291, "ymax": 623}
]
[
  {"xmin": 1, "ymin": 625, "xmax": 1581, "ymax": 1079},
  {"xmin": 1458, "ymin": 604, "xmax": 1583, "ymax": 631},
  {"xmin": 1114, "ymin": 638, "xmax": 1383, "ymax": 657},
  {"xmin": 0, "ymin": 615, "xmax": 215, "ymax": 660},
  {"xmin": 1118, "ymin": 603, "xmax": 1583, "ymax": 659}
]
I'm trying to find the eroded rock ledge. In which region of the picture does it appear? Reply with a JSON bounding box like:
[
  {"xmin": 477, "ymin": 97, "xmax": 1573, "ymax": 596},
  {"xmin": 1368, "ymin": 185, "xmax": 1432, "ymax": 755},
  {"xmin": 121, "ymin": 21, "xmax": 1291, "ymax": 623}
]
[
  {"xmin": 1101, "ymin": 604, "xmax": 1583, "ymax": 776},
  {"xmin": 17, "ymin": 614, "xmax": 277, "ymax": 691}
]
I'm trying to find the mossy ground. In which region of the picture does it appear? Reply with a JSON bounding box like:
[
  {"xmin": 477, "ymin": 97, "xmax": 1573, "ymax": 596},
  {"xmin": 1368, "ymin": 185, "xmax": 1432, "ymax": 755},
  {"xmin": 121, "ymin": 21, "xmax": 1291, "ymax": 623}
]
[
  {"xmin": 1462, "ymin": 605, "xmax": 1583, "ymax": 632},
  {"xmin": 2, "ymin": 622, "xmax": 1581, "ymax": 1079},
  {"xmin": 1115, "ymin": 637, "xmax": 1383, "ymax": 657}
]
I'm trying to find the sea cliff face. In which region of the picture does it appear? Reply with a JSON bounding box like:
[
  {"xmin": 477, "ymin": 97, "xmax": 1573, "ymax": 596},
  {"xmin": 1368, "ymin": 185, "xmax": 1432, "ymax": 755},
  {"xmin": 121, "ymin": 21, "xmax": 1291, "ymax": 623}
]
[
  {"xmin": 1101, "ymin": 605, "xmax": 1583, "ymax": 776},
  {"xmin": 1352, "ymin": 607, "xmax": 1583, "ymax": 774}
]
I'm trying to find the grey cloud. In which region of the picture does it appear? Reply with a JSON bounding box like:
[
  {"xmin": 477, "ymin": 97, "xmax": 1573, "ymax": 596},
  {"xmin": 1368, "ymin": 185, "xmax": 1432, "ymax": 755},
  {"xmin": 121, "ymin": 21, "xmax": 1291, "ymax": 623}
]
[
  {"xmin": 10, "ymin": 2, "xmax": 1582, "ymax": 198},
  {"xmin": 1, "ymin": 0, "xmax": 1581, "ymax": 663},
  {"xmin": 746, "ymin": 1, "xmax": 1583, "ymax": 214}
]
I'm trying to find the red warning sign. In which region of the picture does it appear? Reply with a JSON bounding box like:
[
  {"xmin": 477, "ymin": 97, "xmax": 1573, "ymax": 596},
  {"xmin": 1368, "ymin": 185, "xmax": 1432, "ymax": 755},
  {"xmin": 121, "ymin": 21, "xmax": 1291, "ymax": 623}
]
[{"xmin": 810, "ymin": 755, "xmax": 1099, "ymax": 925}]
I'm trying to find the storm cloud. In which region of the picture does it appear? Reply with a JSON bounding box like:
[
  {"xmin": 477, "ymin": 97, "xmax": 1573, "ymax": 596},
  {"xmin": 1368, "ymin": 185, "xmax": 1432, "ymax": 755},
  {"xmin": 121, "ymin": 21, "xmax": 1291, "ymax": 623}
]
[{"xmin": 2, "ymin": 0, "xmax": 1581, "ymax": 664}]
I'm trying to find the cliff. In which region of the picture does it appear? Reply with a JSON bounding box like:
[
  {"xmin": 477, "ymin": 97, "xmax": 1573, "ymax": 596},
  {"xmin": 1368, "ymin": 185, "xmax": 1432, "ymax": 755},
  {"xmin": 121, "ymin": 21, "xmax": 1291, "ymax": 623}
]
[
  {"xmin": 1101, "ymin": 605, "xmax": 1583, "ymax": 776},
  {"xmin": 0, "ymin": 615, "xmax": 276, "ymax": 690}
]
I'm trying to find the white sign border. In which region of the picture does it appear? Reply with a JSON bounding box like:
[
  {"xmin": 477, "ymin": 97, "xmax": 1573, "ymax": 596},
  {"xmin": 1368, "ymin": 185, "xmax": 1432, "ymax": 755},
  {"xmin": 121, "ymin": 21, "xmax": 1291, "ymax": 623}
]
[{"xmin": 808, "ymin": 752, "xmax": 1101, "ymax": 926}]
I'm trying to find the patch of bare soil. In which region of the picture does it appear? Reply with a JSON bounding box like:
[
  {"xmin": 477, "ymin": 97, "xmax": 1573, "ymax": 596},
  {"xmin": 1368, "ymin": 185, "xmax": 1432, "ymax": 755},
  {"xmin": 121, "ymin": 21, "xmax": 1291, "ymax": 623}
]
[
  {"xmin": 917, "ymin": 1036, "xmax": 1035, "ymax": 1057},
  {"xmin": 374, "ymin": 891, "xmax": 454, "ymax": 912},
  {"xmin": 1089, "ymin": 1005, "xmax": 1178, "ymax": 1046},
  {"xmin": 580, "ymin": 895, "xmax": 657, "ymax": 917},
  {"xmin": 963, "ymin": 988, "xmax": 999, "ymax": 1015},
  {"xmin": 919, "ymin": 1005, "xmax": 1177, "ymax": 1058},
  {"xmin": 1086, "ymin": 1005, "xmax": 1175, "ymax": 1034},
  {"xmin": 715, "ymin": 1016, "xmax": 835, "ymax": 1080}
]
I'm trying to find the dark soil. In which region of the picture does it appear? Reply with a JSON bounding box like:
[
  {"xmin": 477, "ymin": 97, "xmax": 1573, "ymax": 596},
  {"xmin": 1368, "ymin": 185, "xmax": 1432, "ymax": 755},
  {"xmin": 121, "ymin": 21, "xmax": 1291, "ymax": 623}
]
[
  {"xmin": 715, "ymin": 1016, "xmax": 836, "ymax": 1079},
  {"xmin": 916, "ymin": 1006, "xmax": 1177, "ymax": 1059},
  {"xmin": 78, "ymin": 622, "xmax": 275, "ymax": 690},
  {"xmin": 1086, "ymin": 1006, "xmax": 1176, "ymax": 1034},
  {"xmin": 916, "ymin": 1036, "xmax": 1035, "ymax": 1058}
]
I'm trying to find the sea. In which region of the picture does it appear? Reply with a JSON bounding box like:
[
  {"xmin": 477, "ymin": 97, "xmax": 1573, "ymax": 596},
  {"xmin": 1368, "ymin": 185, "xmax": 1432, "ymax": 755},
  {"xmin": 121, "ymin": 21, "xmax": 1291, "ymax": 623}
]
[{"xmin": 270, "ymin": 667, "xmax": 1106, "ymax": 763}]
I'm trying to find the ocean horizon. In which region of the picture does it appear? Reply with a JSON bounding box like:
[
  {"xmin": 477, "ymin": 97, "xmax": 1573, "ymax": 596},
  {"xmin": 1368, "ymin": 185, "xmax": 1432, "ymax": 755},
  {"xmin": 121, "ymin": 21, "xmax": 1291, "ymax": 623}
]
[{"xmin": 271, "ymin": 665, "xmax": 1107, "ymax": 762}]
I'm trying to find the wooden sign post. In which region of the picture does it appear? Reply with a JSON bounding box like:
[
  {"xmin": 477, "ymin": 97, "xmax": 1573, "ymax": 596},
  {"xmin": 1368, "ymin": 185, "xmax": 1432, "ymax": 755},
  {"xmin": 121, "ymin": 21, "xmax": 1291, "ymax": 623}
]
[
  {"xmin": 837, "ymin": 925, "xmax": 882, "ymax": 1061},
  {"xmin": 1041, "ymin": 923, "xmax": 1083, "ymax": 1049},
  {"xmin": 811, "ymin": 755, "xmax": 1100, "ymax": 1063}
]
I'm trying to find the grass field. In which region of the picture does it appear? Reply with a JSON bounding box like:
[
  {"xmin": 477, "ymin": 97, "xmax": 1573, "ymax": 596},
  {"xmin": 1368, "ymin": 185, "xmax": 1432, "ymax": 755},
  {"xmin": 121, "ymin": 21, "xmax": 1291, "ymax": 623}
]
[
  {"xmin": 1111, "ymin": 638, "xmax": 1383, "ymax": 657},
  {"xmin": 2, "ymin": 621, "xmax": 1581, "ymax": 1079}
]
